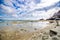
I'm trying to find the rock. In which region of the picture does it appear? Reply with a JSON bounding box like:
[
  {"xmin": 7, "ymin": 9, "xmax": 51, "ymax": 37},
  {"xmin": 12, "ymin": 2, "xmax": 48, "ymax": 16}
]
[
  {"xmin": 49, "ymin": 30, "xmax": 57, "ymax": 37},
  {"xmin": 47, "ymin": 10, "xmax": 60, "ymax": 20},
  {"xmin": 49, "ymin": 21, "xmax": 54, "ymax": 23},
  {"xmin": 52, "ymin": 37, "xmax": 59, "ymax": 40},
  {"xmin": 0, "ymin": 34, "xmax": 2, "ymax": 40},
  {"xmin": 42, "ymin": 35, "xmax": 49, "ymax": 40}
]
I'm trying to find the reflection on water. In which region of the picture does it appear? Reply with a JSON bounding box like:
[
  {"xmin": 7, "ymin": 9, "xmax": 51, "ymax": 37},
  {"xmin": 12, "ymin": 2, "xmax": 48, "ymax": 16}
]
[{"xmin": 0, "ymin": 20, "xmax": 50, "ymax": 32}]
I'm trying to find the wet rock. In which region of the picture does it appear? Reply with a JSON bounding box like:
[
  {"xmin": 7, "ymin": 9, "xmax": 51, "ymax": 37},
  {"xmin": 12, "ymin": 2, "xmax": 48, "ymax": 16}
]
[
  {"xmin": 49, "ymin": 21, "xmax": 54, "ymax": 23},
  {"xmin": 49, "ymin": 30, "xmax": 57, "ymax": 37},
  {"xmin": 42, "ymin": 35, "xmax": 49, "ymax": 40},
  {"xmin": 52, "ymin": 37, "xmax": 59, "ymax": 40},
  {"xmin": 34, "ymin": 28, "xmax": 37, "ymax": 30},
  {"xmin": 0, "ymin": 34, "xmax": 2, "ymax": 40}
]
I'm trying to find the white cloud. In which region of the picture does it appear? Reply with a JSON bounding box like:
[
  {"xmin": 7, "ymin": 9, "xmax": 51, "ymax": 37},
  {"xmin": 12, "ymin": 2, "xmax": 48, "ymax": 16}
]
[
  {"xmin": 32, "ymin": 7, "xmax": 59, "ymax": 20},
  {"xmin": 34, "ymin": 0, "xmax": 59, "ymax": 8},
  {"xmin": 0, "ymin": 0, "xmax": 60, "ymax": 20},
  {"xmin": 1, "ymin": 5, "xmax": 16, "ymax": 14}
]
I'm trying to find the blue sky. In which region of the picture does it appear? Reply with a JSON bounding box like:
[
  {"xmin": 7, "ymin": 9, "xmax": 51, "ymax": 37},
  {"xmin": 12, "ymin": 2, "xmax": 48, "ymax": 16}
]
[{"xmin": 0, "ymin": 0, "xmax": 60, "ymax": 20}]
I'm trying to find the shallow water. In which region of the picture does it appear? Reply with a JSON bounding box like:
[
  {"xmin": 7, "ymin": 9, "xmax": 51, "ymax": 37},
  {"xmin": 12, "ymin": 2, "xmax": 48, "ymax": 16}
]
[{"xmin": 0, "ymin": 20, "xmax": 50, "ymax": 32}]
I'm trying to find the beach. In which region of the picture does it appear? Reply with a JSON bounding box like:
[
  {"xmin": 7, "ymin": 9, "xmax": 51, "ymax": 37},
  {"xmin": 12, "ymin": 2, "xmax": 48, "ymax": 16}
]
[{"xmin": 0, "ymin": 20, "xmax": 60, "ymax": 40}]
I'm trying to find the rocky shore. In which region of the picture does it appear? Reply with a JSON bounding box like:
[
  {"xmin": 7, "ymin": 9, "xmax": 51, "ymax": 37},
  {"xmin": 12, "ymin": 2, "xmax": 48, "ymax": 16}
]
[{"xmin": 0, "ymin": 20, "xmax": 60, "ymax": 40}]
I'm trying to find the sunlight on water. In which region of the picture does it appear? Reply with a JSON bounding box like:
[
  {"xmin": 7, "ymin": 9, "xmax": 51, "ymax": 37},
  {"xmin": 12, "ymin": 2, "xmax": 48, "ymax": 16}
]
[{"xmin": 0, "ymin": 20, "xmax": 50, "ymax": 32}]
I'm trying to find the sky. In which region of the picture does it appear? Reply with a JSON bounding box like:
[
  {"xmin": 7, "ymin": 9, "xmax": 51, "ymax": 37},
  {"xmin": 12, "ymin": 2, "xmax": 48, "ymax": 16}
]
[{"xmin": 0, "ymin": 0, "xmax": 60, "ymax": 20}]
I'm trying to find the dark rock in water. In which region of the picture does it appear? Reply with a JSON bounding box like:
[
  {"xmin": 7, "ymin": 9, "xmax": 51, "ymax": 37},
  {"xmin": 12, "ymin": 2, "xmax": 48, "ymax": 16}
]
[
  {"xmin": 0, "ymin": 19, "xmax": 4, "ymax": 22},
  {"xmin": 49, "ymin": 30, "xmax": 57, "ymax": 37},
  {"xmin": 47, "ymin": 18, "xmax": 55, "ymax": 20},
  {"xmin": 49, "ymin": 21, "xmax": 54, "ymax": 23}
]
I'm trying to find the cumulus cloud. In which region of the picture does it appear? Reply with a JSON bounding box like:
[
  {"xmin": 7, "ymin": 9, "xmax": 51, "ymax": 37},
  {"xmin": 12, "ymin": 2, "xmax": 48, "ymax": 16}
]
[{"xmin": 0, "ymin": 0, "xmax": 60, "ymax": 20}]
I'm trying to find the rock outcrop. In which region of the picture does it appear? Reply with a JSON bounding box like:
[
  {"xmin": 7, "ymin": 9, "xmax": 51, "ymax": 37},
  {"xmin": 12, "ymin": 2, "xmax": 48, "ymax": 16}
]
[{"xmin": 48, "ymin": 10, "xmax": 60, "ymax": 20}]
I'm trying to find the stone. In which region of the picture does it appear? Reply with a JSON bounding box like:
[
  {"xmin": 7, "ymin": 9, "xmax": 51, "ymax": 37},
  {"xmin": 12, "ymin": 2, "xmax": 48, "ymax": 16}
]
[{"xmin": 49, "ymin": 30, "xmax": 57, "ymax": 37}]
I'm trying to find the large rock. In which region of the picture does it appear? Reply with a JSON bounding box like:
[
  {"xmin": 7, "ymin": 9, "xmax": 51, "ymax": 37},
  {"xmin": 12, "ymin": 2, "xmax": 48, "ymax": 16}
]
[{"xmin": 48, "ymin": 10, "xmax": 60, "ymax": 20}]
